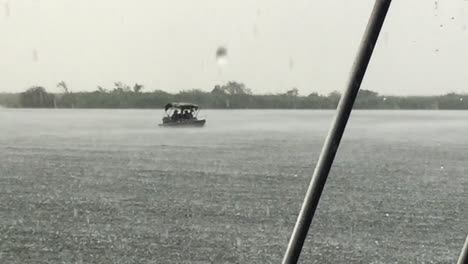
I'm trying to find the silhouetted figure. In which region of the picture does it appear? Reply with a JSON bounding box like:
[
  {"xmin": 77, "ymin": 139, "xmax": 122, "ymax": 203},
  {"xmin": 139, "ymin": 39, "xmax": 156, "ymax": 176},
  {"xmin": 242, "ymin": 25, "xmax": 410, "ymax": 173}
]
[{"xmin": 172, "ymin": 110, "xmax": 180, "ymax": 121}]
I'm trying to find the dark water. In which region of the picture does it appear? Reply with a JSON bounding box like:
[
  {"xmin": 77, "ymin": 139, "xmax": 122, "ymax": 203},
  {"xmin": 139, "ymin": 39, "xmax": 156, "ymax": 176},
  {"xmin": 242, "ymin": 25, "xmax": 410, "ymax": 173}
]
[{"xmin": 0, "ymin": 109, "xmax": 467, "ymax": 263}]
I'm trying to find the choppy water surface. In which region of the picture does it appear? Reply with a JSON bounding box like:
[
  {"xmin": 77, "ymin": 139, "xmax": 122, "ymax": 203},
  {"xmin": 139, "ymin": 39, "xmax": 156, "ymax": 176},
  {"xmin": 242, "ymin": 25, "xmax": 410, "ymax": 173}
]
[{"xmin": 0, "ymin": 109, "xmax": 467, "ymax": 263}]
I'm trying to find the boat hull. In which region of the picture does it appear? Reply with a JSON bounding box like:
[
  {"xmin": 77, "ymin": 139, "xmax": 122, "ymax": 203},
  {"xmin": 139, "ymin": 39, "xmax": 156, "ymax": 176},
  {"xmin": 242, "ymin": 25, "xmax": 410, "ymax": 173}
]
[{"xmin": 159, "ymin": 119, "xmax": 206, "ymax": 127}]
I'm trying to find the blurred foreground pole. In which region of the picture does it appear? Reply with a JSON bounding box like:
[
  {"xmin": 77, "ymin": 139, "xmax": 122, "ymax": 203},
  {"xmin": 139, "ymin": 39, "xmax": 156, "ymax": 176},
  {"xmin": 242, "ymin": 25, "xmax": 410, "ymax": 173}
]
[
  {"xmin": 281, "ymin": 1, "xmax": 392, "ymax": 263},
  {"xmin": 457, "ymin": 235, "xmax": 468, "ymax": 264}
]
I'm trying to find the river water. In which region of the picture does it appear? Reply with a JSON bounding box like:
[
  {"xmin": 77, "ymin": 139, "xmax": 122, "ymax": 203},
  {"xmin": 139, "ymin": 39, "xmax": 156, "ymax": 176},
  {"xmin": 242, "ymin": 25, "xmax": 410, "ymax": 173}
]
[{"xmin": 0, "ymin": 109, "xmax": 466, "ymax": 263}]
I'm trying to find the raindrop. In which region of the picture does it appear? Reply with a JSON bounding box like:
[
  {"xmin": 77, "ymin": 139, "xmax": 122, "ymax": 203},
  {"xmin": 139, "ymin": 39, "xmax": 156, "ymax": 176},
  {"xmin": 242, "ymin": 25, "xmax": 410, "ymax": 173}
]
[
  {"xmin": 383, "ymin": 31, "xmax": 389, "ymax": 46},
  {"xmin": 385, "ymin": 213, "xmax": 390, "ymax": 217},
  {"xmin": 440, "ymin": 165, "xmax": 444, "ymax": 170},
  {"xmin": 383, "ymin": 97, "xmax": 387, "ymax": 101},
  {"xmin": 4, "ymin": 2, "xmax": 10, "ymax": 17},
  {"xmin": 440, "ymin": 24, "xmax": 444, "ymax": 28},
  {"xmin": 216, "ymin": 46, "xmax": 228, "ymax": 66},
  {"xmin": 32, "ymin": 49, "xmax": 39, "ymax": 62},
  {"xmin": 236, "ymin": 237, "xmax": 242, "ymax": 247},
  {"xmin": 435, "ymin": 49, "xmax": 439, "ymax": 52},
  {"xmin": 288, "ymin": 58, "xmax": 295, "ymax": 70},
  {"xmin": 460, "ymin": 97, "xmax": 464, "ymax": 101},
  {"xmin": 451, "ymin": 17, "xmax": 455, "ymax": 20},
  {"xmin": 253, "ymin": 25, "xmax": 259, "ymax": 37},
  {"xmin": 293, "ymin": 174, "xmax": 298, "ymax": 177}
]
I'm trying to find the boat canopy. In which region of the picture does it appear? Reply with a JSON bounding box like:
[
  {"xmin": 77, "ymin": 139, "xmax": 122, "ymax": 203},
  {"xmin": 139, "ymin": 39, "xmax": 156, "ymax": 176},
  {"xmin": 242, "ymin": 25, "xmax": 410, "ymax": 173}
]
[{"xmin": 164, "ymin": 102, "xmax": 199, "ymax": 112}]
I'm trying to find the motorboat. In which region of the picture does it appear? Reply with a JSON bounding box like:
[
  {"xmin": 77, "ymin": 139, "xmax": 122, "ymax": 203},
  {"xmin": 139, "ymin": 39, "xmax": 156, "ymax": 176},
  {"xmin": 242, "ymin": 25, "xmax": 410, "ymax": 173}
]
[{"xmin": 159, "ymin": 102, "xmax": 206, "ymax": 127}]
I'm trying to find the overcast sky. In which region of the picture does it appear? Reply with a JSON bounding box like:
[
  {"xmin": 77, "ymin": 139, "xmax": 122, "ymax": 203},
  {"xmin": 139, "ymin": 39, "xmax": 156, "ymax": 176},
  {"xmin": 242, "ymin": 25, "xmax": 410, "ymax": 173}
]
[{"xmin": 1, "ymin": 0, "xmax": 467, "ymax": 95}]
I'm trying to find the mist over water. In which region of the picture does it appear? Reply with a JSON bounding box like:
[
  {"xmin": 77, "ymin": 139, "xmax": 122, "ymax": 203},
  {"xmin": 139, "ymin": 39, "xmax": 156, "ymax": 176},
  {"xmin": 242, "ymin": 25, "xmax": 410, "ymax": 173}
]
[{"xmin": 1, "ymin": 109, "xmax": 467, "ymax": 145}]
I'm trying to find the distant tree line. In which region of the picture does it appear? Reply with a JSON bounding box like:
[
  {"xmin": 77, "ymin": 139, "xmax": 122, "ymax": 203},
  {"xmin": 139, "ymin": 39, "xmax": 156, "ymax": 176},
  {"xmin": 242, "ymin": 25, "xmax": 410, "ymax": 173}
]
[{"xmin": 0, "ymin": 81, "xmax": 467, "ymax": 109}]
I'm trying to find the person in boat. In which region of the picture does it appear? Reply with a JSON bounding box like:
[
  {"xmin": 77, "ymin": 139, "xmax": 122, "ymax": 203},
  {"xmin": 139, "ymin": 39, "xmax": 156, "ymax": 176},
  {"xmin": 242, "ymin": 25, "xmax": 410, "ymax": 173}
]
[
  {"xmin": 182, "ymin": 110, "xmax": 189, "ymax": 120},
  {"xmin": 184, "ymin": 110, "xmax": 193, "ymax": 120},
  {"xmin": 171, "ymin": 110, "xmax": 180, "ymax": 121}
]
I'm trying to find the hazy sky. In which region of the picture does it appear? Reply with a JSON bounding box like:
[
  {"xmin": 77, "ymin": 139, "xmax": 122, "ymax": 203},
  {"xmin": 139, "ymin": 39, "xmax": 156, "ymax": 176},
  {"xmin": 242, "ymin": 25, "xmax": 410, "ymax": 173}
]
[{"xmin": 1, "ymin": 0, "xmax": 467, "ymax": 95}]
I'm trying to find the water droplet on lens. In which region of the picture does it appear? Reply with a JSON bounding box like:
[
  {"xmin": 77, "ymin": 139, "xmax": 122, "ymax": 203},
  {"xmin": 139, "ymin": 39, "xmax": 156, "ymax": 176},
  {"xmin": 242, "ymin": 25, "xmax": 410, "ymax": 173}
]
[{"xmin": 216, "ymin": 46, "xmax": 228, "ymax": 66}]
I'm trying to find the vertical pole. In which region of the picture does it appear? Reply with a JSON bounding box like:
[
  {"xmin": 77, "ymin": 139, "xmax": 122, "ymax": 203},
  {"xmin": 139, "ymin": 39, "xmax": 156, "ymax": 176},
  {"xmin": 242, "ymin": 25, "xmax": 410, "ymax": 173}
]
[
  {"xmin": 457, "ymin": 235, "xmax": 468, "ymax": 264},
  {"xmin": 281, "ymin": 1, "xmax": 392, "ymax": 263}
]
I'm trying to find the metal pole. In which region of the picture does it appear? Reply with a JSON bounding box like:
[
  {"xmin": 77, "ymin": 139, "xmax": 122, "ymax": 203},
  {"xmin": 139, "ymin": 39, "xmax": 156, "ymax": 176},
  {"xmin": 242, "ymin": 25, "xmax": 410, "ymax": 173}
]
[
  {"xmin": 281, "ymin": 1, "xmax": 392, "ymax": 263},
  {"xmin": 457, "ymin": 235, "xmax": 468, "ymax": 264}
]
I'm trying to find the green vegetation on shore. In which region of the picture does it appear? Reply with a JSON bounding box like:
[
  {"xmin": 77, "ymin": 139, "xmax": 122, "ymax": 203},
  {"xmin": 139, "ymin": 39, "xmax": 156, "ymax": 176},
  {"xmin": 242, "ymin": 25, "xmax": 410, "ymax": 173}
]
[{"xmin": 1, "ymin": 81, "xmax": 467, "ymax": 109}]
